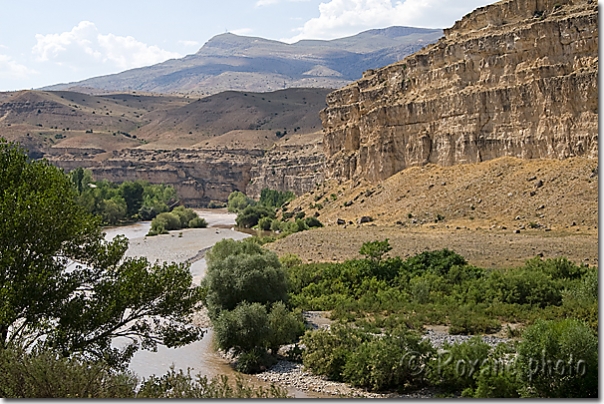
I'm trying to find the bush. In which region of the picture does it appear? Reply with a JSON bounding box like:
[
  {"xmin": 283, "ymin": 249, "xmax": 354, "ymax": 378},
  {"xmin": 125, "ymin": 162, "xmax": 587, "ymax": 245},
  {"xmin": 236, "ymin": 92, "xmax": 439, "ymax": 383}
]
[
  {"xmin": 188, "ymin": 217, "xmax": 208, "ymax": 228},
  {"xmin": 342, "ymin": 327, "xmax": 433, "ymax": 392},
  {"xmin": 202, "ymin": 239, "xmax": 288, "ymax": 320},
  {"xmin": 427, "ymin": 336, "xmax": 491, "ymax": 394},
  {"xmin": 0, "ymin": 346, "xmax": 136, "ymax": 398},
  {"xmin": 485, "ymin": 269, "xmax": 562, "ymax": 307},
  {"xmin": 150, "ymin": 212, "xmax": 181, "ymax": 233},
  {"xmin": 302, "ymin": 325, "xmax": 368, "ymax": 381},
  {"xmin": 267, "ymin": 302, "xmax": 305, "ymax": 354},
  {"xmin": 172, "ymin": 206, "xmax": 197, "ymax": 228},
  {"xmin": 227, "ymin": 191, "xmax": 255, "ymax": 213},
  {"xmin": 304, "ymin": 216, "xmax": 323, "ymax": 228},
  {"xmin": 207, "ymin": 200, "xmax": 227, "ymax": 209},
  {"xmin": 235, "ymin": 205, "xmax": 275, "ymax": 228},
  {"xmin": 259, "ymin": 189, "xmax": 295, "ymax": 209},
  {"xmin": 516, "ymin": 319, "xmax": 598, "ymax": 398},
  {"xmin": 257, "ymin": 216, "xmax": 272, "ymax": 231},
  {"xmin": 214, "ymin": 302, "xmax": 272, "ymax": 355}
]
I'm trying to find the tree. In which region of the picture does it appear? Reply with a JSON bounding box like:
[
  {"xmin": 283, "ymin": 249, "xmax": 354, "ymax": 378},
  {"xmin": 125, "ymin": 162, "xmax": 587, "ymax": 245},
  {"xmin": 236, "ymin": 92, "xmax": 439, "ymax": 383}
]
[
  {"xmin": 359, "ymin": 239, "xmax": 392, "ymax": 262},
  {"xmin": 227, "ymin": 191, "xmax": 255, "ymax": 213},
  {"xmin": 119, "ymin": 181, "xmax": 144, "ymax": 218},
  {"xmin": 202, "ymin": 239, "xmax": 288, "ymax": 320},
  {"xmin": 0, "ymin": 140, "xmax": 204, "ymax": 367}
]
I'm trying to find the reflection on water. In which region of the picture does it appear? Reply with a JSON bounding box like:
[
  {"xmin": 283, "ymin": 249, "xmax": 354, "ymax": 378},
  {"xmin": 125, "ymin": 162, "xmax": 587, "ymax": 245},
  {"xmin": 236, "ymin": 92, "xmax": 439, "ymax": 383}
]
[{"xmin": 104, "ymin": 212, "xmax": 327, "ymax": 398}]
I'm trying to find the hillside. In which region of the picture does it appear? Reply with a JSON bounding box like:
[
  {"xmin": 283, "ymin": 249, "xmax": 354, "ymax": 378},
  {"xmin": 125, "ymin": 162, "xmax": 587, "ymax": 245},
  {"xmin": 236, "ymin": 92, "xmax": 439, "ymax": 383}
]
[
  {"xmin": 40, "ymin": 27, "xmax": 442, "ymax": 95},
  {"xmin": 269, "ymin": 156, "xmax": 598, "ymax": 269},
  {"xmin": 0, "ymin": 87, "xmax": 331, "ymax": 206}
]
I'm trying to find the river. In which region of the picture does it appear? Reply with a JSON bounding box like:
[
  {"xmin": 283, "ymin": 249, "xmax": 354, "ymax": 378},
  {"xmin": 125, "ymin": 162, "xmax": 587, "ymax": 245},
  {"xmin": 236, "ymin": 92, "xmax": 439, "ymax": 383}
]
[{"xmin": 105, "ymin": 209, "xmax": 326, "ymax": 398}]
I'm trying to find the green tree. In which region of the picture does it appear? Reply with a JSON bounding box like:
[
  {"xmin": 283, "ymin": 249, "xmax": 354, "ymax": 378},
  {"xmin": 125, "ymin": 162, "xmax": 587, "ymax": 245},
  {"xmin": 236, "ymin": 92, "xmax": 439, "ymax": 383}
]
[
  {"xmin": 202, "ymin": 239, "xmax": 288, "ymax": 320},
  {"xmin": 119, "ymin": 181, "xmax": 144, "ymax": 218},
  {"xmin": 517, "ymin": 319, "xmax": 598, "ymax": 398},
  {"xmin": 0, "ymin": 140, "xmax": 204, "ymax": 367},
  {"xmin": 359, "ymin": 239, "xmax": 392, "ymax": 262},
  {"xmin": 227, "ymin": 191, "xmax": 255, "ymax": 213}
]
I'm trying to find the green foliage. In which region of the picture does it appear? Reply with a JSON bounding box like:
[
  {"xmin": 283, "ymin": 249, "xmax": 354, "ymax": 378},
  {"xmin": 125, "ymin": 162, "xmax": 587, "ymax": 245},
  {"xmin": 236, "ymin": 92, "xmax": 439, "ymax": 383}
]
[
  {"xmin": 227, "ymin": 191, "xmax": 255, "ymax": 213},
  {"xmin": 428, "ymin": 337, "xmax": 491, "ymax": 392},
  {"xmin": 517, "ymin": 319, "xmax": 598, "ymax": 398},
  {"xmin": 0, "ymin": 345, "xmax": 137, "ymax": 398},
  {"xmin": 203, "ymin": 239, "xmax": 288, "ymax": 320},
  {"xmin": 258, "ymin": 216, "xmax": 273, "ymax": 231},
  {"xmin": 485, "ymin": 268, "xmax": 561, "ymax": 307},
  {"xmin": 343, "ymin": 327, "xmax": 434, "ymax": 392},
  {"xmin": 359, "ymin": 239, "xmax": 392, "ymax": 262},
  {"xmin": 69, "ymin": 168, "xmax": 177, "ymax": 225},
  {"xmin": 214, "ymin": 302, "xmax": 272, "ymax": 355},
  {"xmin": 0, "ymin": 140, "xmax": 204, "ymax": 368},
  {"xmin": 147, "ymin": 207, "xmax": 207, "ymax": 236},
  {"xmin": 267, "ymin": 302, "xmax": 305, "ymax": 354},
  {"xmin": 259, "ymin": 188, "xmax": 295, "ymax": 209},
  {"xmin": 304, "ymin": 216, "xmax": 323, "ymax": 228},
  {"xmin": 236, "ymin": 205, "xmax": 275, "ymax": 228},
  {"xmin": 136, "ymin": 367, "xmax": 289, "ymax": 398}
]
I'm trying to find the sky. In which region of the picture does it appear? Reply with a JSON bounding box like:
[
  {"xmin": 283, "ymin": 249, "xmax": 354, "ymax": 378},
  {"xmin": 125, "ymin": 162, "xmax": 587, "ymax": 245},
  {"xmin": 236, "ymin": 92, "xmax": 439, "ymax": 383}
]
[{"xmin": 0, "ymin": 0, "xmax": 498, "ymax": 92}]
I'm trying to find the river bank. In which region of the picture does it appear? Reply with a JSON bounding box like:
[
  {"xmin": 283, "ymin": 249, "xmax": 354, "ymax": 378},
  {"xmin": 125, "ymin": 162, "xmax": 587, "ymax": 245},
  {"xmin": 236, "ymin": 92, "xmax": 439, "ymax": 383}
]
[{"xmin": 104, "ymin": 209, "xmax": 330, "ymax": 398}]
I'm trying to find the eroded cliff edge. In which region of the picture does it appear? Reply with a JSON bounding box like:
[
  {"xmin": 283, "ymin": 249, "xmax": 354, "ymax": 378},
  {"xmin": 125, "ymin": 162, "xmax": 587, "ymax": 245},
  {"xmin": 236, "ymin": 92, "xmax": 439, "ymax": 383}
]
[{"xmin": 321, "ymin": 0, "xmax": 598, "ymax": 183}]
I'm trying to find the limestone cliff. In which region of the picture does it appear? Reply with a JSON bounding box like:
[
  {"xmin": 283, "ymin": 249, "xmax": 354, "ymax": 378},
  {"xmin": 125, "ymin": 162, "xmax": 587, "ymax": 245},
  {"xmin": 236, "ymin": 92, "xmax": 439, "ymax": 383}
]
[
  {"xmin": 321, "ymin": 0, "xmax": 598, "ymax": 183},
  {"xmin": 247, "ymin": 132, "xmax": 325, "ymax": 198},
  {"xmin": 50, "ymin": 148, "xmax": 262, "ymax": 207}
]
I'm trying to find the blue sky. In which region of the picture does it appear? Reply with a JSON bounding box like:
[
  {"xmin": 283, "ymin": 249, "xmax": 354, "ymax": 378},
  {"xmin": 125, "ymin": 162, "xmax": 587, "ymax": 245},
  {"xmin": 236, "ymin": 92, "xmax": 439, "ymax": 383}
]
[{"xmin": 0, "ymin": 0, "xmax": 497, "ymax": 91}]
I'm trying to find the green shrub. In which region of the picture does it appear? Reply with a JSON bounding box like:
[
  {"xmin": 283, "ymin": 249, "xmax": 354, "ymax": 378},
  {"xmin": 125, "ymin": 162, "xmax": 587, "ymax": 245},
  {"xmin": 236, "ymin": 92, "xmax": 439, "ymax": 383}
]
[
  {"xmin": 259, "ymin": 188, "xmax": 295, "ymax": 209},
  {"xmin": 235, "ymin": 205, "xmax": 275, "ymax": 228},
  {"xmin": 302, "ymin": 325, "xmax": 367, "ymax": 381},
  {"xmin": 485, "ymin": 269, "xmax": 561, "ymax": 307},
  {"xmin": 295, "ymin": 211, "xmax": 306, "ymax": 220},
  {"xmin": 136, "ymin": 367, "xmax": 289, "ymax": 398},
  {"xmin": 214, "ymin": 302, "xmax": 271, "ymax": 355},
  {"xmin": 427, "ymin": 336, "xmax": 491, "ymax": 394},
  {"xmin": 517, "ymin": 319, "xmax": 598, "ymax": 398},
  {"xmin": 227, "ymin": 191, "xmax": 255, "ymax": 213},
  {"xmin": 203, "ymin": 239, "xmax": 288, "ymax": 319},
  {"xmin": 258, "ymin": 216, "xmax": 272, "ymax": 231},
  {"xmin": 172, "ymin": 206, "xmax": 198, "ymax": 228},
  {"xmin": 267, "ymin": 302, "xmax": 305, "ymax": 354},
  {"xmin": 0, "ymin": 346, "xmax": 136, "ymax": 398},
  {"xmin": 342, "ymin": 327, "xmax": 433, "ymax": 392},
  {"xmin": 304, "ymin": 216, "xmax": 323, "ymax": 228},
  {"xmin": 188, "ymin": 217, "xmax": 207, "ymax": 228},
  {"xmin": 207, "ymin": 200, "xmax": 227, "ymax": 209}
]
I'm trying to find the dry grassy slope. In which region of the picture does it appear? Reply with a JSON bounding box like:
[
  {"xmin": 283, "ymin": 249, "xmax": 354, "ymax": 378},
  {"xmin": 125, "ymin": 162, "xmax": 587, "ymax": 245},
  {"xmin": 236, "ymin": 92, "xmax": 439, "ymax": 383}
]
[
  {"xmin": 268, "ymin": 156, "xmax": 598, "ymax": 268},
  {"xmin": 135, "ymin": 88, "xmax": 330, "ymax": 147},
  {"xmin": 0, "ymin": 87, "xmax": 330, "ymax": 154}
]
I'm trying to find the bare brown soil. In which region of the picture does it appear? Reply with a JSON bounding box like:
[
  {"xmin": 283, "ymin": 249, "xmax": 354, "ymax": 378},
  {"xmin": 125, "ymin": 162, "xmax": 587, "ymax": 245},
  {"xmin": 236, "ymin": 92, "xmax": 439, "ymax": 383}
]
[{"xmin": 268, "ymin": 156, "xmax": 598, "ymax": 269}]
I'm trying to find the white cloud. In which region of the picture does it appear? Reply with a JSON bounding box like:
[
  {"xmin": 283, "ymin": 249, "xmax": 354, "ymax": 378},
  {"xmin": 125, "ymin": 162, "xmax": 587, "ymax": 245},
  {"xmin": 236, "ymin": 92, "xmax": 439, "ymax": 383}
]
[
  {"xmin": 32, "ymin": 21, "xmax": 181, "ymax": 71},
  {"xmin": 285, "ymin": 0, "xmax": 492, "ymax": 43},
  {"xmin": 0, "ymin": 54, "xmax": 37, "ymax": 80}
]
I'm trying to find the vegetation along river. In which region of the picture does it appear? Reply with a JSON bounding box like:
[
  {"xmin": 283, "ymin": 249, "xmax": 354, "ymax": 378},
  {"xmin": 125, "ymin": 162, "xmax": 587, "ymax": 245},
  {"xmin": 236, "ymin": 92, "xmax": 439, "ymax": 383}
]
[{"xmin": 104, "ymin": 209, "xmax": 325, "ymax": 398}]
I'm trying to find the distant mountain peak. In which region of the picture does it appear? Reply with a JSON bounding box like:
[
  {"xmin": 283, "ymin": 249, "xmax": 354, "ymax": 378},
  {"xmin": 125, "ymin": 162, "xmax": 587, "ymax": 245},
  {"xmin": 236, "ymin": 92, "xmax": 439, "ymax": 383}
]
[{"xmin": 41, "ymin": 26, "xmax": 443, "ymax": 96}]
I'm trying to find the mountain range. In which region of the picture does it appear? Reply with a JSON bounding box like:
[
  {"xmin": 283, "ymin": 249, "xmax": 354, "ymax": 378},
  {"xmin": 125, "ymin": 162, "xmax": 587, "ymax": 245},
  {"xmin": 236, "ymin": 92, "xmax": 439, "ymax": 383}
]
[{"xmin": 41, "ymin": 26, "xmax": 442, "ymax": 95}]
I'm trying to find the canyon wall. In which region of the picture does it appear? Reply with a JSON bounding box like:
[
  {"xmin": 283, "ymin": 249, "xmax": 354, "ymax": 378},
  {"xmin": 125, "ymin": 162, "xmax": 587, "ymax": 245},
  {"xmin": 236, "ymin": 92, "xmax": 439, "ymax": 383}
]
[
  {"xmin": 247, "ymin": 133, "xmax": 325, "ymax": 199},
  {"xmin": 321, "ymin": 0, "xmax": 598, "ymax": 182},
  {"xmin": 50, "ymin": 148, "xmax": 261, "ymax": 207}
]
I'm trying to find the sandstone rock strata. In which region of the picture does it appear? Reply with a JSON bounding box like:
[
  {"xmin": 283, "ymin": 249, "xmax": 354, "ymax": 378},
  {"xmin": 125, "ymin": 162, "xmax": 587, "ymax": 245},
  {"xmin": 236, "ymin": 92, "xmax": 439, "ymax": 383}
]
[
  {"xmin": 321, "ymin": 0, "xmax": 598, "ymax": 182},
  {"xmin": 247, "ymin": 132, "xmax": 325, "ymax": 198}
]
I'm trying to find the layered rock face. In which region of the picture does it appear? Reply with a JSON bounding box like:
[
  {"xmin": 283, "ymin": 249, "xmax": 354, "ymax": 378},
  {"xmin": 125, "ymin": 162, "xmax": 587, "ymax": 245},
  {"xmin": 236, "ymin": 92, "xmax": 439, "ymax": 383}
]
[
  {"xmin": 50, "ymin": 148, "xmax": 262, "ymax": 207},
  {"xmin": 247, "ymin": 133, "xmax": 325, "ymax": 199},
  {"xmin": 321, "ymin": 0, "xmax": 598, "ymax": 183}
]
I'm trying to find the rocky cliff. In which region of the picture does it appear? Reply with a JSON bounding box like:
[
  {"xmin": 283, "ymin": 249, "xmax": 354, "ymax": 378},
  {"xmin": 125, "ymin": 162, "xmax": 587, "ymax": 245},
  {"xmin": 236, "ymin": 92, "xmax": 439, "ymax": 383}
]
[
  {"xmin": 321, "ymin": 0, "xmax": 598, "ymax": 183},
  {"xmin": 51, "ymin": 148, "xmax": 262, "ymax": 207},
  {"xmin": 247, "ymin": 132, "xmax": 325, "ymax": 199}
]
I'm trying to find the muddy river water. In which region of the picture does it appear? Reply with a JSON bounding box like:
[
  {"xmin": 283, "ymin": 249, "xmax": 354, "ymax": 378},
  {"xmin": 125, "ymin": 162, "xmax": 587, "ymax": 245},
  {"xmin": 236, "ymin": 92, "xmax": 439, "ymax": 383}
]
[{"xmin": 104, "ymin": 209, "xmax": 325, "ymax": 398}]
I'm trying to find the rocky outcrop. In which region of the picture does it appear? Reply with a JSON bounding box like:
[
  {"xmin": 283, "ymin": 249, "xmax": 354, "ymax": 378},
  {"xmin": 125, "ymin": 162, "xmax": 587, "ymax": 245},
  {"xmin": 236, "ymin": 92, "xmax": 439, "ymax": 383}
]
[
  {"xmin": 321, "ymin": 0, "xmax": 598, "ymax": 183},
  {"xmin": 50, "ymin": 148, "xmax": 262, "ymax": 207},
  {"xmin": 247, "ymin": 133, "xmax": 325, "ymax": 198}
]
